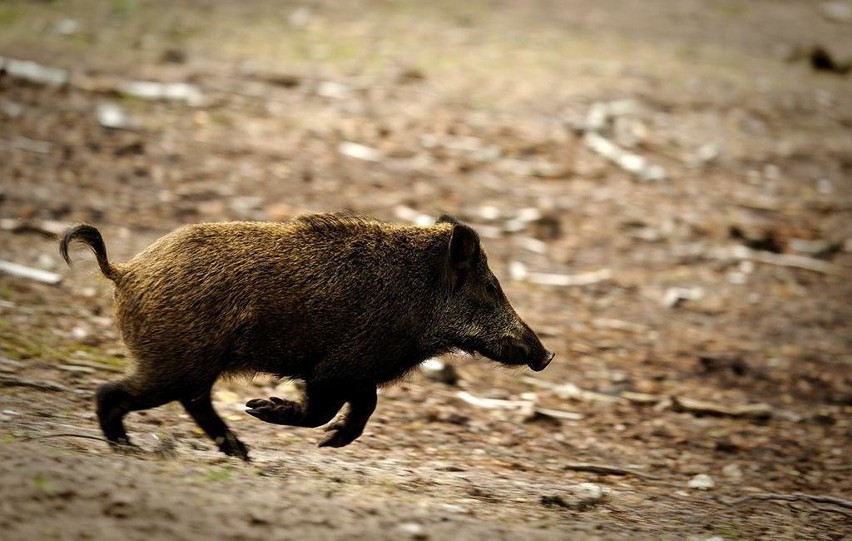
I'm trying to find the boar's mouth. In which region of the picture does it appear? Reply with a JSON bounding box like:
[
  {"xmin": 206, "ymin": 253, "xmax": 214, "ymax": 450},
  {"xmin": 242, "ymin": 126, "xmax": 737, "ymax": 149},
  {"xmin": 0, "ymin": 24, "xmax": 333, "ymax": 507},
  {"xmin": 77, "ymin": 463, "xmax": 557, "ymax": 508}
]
[{"xmin": 463, "ymin": 338, "xmax": 553, "ymax": 372}]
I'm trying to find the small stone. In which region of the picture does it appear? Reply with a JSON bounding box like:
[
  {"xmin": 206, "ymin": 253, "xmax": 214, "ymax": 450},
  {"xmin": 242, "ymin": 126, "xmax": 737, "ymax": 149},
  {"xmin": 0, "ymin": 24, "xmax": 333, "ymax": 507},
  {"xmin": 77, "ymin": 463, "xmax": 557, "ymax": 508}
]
[
  {"xmin": 821, "ymin": 2, "xmax": 852, "ymax": 23},
  {"xmin": 121, "ymin": 81, "xmax": 204, "ymax": 106},
  {"xmin": 572, "ymin": 482, "xmax": 606, "ymax": 503},
  {"xmin": 316, "ymin": 81, "xmax": 349, "ymax": 99},
  {"xmin": 420, "ymin": 358, "xmax": 459, "ymax": 385},
  {"xmin": 289, "ymin": 7, "xmax": 313, "ymax": 28},
  {"xmin": 338, "ymin": 141, "xmax": 382, "ymax": 162},
  {"xmin": 37, "ymin": 253, "xmax": 57, "ymax": 270},
  {"xmin": 688, "ymin": 473, "xmax": 715, "ymax": 490},
  {"xmin": 229, "ymin": 196, "xmax": 265, "ymax": 217},
  {"xmin": 722, "ymin": 463, "xmax": 743, "ymax": 482},
  {"xmin": 543, "ymin": 483, "xmax": 609, "ymax": 511},
  {"xmin": 4, "ymin": 58, "xmax": 69, "ymax": 86},
  {"xmin": 817, "ymin": 178, "xmax": 834, "ymax": 194},
  {"xmin": 55, "ymin": 19, "xmax": 79, "ymax": 35},
  {"xmin": 1, "ymin": 100, "xmax": 24, "ymax": 118},
  {"xmin": 478, "ymin": 205, "xmax": 501, "ymax": 221},
  {"xmin": 662, "ymin": 287, "xmax": 704, "ymax": 308},
  {"xmin": 97, "ymin": 103, "xmax": 135, "ymax": 130},
  {"xmin": 397, "ymin": 522, "xmax": 428, "ymax": 540}
]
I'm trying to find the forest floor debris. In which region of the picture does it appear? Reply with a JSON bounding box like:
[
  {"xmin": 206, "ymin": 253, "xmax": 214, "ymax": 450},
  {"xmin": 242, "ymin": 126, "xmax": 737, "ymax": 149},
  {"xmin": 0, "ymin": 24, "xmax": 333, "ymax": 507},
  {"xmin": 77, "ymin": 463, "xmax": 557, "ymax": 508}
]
[{"xmin": 0, "ymin": 1, "xmax": 850, "ymax": 539}]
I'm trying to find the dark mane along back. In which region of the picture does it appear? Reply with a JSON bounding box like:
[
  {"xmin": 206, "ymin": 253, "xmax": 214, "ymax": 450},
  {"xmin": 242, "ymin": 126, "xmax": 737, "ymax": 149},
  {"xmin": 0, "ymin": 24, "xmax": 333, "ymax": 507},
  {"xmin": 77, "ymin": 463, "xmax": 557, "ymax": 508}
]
[{"xmin": 294, "ymin": 212, "xmax": 385, "ymax": 233}]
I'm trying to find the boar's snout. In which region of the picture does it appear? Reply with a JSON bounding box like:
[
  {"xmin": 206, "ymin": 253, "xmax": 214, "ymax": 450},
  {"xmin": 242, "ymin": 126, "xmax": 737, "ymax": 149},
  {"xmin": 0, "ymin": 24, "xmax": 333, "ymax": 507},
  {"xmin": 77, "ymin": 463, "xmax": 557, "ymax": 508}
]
[
  {"xmin": 528, "ymin": 350, "xmax": 555, "ymax": 372},
  {"xmin": 498, "ymin": 333, "xmax": 554, "ymax": 372}
]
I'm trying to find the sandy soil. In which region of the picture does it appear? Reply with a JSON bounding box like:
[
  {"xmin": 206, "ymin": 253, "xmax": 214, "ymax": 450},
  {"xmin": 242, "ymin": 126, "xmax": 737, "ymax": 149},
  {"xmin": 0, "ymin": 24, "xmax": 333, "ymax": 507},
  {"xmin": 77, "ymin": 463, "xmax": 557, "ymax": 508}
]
[{"xmin": 1, "ymin": 1, "xmax": 850, "ymax": 539}]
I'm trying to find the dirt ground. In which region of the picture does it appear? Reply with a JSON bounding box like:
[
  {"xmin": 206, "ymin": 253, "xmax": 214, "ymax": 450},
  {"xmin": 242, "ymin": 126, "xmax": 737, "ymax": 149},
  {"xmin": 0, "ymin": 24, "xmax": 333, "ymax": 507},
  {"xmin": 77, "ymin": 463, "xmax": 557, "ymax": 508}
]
[{"xmin": 1, "ymin": 1, "xmax": 851, "ymax": 539}]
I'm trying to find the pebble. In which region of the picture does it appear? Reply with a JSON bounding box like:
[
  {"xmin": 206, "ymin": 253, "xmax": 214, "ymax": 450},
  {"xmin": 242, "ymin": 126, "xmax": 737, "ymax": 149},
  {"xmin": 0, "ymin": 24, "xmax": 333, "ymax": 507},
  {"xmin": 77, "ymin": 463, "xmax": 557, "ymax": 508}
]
[
  {"xmin": 662, "ymin": 286, "xmax": 704, "ymax": 308},
  {"xmin": 722, "ymin": 463, "xmax": 743, "ymax": 482},
  {"xmin": 338, "ymin": 141, "xmax": 382, "ymax": 162},
  {"xmin": 2, "ymin": 57, "xmax": 69, "ymax": 86},
  {"xmin": 397, "ymin": 522, "xmax": 428, "ymax": 540},
  {"xmin": 121, "ymin": 81, "xmax": 205, "ymax": 106},
  {"xmin": 821, "ymin": 2, "xmax": 852, "ymax": 23},
  {"xmin": 55, "ymin": 19, "xmax": 79, "ymax": 36},
  {"xmin": 420, "ymin": 358, "xmax": 459, "ymax": 385},
  {"xmin": 572, "ymin": 482, "xmax": 606, "ymax": 503},
  {"xmin": 688, "ymin": 473, "xmax": 715, "ymax": 490},
  {"xmin": 97, "ymin": 102, "xmax": 135, "ymax": 130}
]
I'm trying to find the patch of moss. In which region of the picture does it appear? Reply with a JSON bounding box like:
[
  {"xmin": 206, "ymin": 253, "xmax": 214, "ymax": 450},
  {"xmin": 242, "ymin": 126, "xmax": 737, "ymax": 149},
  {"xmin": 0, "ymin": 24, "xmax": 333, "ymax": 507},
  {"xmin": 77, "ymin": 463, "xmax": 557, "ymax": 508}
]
[
  {"xmin": 31, "ymin": 472, "xmax": 54, "ymax": 494},
  {"xmin": 202, "ymin": 465, "xmax": 235, "ymax": 483},
  {"xmin": 0, "ymin": 287, "xmax": 13, "ymax": 301}
]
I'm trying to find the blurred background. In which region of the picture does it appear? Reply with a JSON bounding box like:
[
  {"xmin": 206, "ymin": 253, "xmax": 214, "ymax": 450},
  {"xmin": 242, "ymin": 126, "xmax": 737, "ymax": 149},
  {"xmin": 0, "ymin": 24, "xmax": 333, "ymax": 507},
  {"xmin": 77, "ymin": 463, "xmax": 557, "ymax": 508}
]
[{"xmin": 1, "ymin": 1, "xmax": 850, "ymax": 539}]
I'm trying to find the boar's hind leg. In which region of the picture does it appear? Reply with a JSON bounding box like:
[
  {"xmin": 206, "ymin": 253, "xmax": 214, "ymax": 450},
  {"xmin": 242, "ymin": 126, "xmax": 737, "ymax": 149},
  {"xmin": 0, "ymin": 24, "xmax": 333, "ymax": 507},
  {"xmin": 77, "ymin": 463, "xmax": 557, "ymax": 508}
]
[
  {"xmin": 96, "ymin": 380, "xmax": 139, "ymax": 449},
  {"xmin": 98, "ymin": 376, "xmax": 248, "ymax": 460},
  {"xmin": 319, "ymin": 386, "xmax": 377, "ymax": 448},
  {"xmin": 96, "ymin": 376, "xmax": 186, "ymax": 450},
  {"xmin": 180, "ymin": 388, "xmax": 249, "ymax": 461}
]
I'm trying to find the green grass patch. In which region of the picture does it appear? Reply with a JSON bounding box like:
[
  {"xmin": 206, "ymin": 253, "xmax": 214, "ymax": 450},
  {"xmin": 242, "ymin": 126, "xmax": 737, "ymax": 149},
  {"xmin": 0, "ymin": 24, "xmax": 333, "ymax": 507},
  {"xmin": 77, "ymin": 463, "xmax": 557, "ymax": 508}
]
[{"xmin": 31, "ymin": 472, "xmax": 54, "ymax": 494}]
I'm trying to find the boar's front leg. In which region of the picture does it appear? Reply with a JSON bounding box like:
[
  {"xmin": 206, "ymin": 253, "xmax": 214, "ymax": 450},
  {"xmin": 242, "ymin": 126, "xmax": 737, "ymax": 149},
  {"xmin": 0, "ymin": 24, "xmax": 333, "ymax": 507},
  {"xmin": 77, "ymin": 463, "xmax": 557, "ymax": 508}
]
[
  {"xmin": 245, "ymin": 383, "xmax": 377, "ymax": 447},
  {"xmin": 245, "ymin": 382, "xmax": 345, "ymax": 428},
  {"xmin": 319, "ymin": 385, "xmax": 377, "ymax": 448}
]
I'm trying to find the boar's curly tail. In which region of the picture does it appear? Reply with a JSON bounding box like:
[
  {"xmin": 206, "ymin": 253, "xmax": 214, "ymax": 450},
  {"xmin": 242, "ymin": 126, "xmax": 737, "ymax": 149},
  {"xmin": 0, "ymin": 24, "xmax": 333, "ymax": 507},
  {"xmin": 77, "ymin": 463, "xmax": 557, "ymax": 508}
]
[{"xmin": 60, "ymin": 224, "xmax": 120, "ymax": 282}]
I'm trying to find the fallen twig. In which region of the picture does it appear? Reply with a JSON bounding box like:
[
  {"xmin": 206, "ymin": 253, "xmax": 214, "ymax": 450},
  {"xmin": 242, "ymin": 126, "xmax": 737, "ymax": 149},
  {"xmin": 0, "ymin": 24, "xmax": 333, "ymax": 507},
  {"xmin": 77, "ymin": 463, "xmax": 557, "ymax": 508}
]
[
  {"xmin": 670, "ymin": 396, "xmax": 772, "ymax": 420},
  {"xmin": 584, "ymin": 132, "xmax": 666, "ymax": 182},
  {"xmin": 455, "ymin": 391, "xmax": 583, "ymax": 421},
  {"xmin": 710, "ymin": 245, "xmax": 849, "ymax": 277},
  {"xmin": 26, "ymin": 433, "xmax": 110, "ymax": 444},
  {"xmin": 62, "ymin": 358, "xmax": 125, "ymax": 373},
  {"xmin": 534, "ymin": 407, "xmax": 585, "ymax": 421},
  {"xmin": 522, "ymin": 377, "xmax": 620, "ymax": 404},
  {"xmin": 529, "ymin": 382, "xmax": 775, "ymax": 420},
  {"xmin": 563, "ymin": 462, "xmax": 660, "ymax": 479},
  {"xmin": 0, "ymin": 57, "xmax": 69, "ymax": 86},
  {"xmin": 725, "ymin": 492, "xmax": 852, "ymax": 518},
  {"xmin": 509, "ymin": 263, "xmax": 612, "ymax": 287},
  {"xmin": 0, "ymin": 375, "xmax": 68, "ymax": 392},
  {"xmin": 0, "ymin": 260, "xmax": 62, "ymax": 285},
  {"xmin": 0, "ymin": 218, "xmax": 67, "ymax": 237},
  {"xmin": 455, "ymin": 391, "xmax": 530, "ymax": 410}
]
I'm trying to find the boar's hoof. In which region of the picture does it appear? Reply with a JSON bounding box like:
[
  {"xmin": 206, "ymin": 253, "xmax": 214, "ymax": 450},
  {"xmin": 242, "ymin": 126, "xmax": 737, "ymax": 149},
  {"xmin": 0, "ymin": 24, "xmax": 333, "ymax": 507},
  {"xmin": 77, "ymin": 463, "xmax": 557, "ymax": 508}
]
[
  {"xmin": 215, "ymin": 432, "xmax": 250, "ymax": 461},
  {"xmin": 318, "ymin": 421, "xmax": 361, "ymax": 448},
  {"xmin": 245, "ymin": 396, "xmax": 302, "ymax": 425}
]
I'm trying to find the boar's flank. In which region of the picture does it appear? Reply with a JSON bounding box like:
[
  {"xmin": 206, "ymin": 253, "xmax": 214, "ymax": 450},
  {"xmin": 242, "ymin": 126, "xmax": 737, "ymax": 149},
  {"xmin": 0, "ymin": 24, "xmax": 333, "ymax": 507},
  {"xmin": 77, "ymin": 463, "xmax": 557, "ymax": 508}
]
[{"xmin": 60, "ymin": 214, "xmax": 554, "ymax": 460}]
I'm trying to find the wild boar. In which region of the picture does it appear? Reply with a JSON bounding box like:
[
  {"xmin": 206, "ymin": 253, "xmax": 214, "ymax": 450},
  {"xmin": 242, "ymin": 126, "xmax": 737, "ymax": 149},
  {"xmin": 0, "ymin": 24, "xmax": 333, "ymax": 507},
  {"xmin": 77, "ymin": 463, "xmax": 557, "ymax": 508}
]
[{"xmin": 60, "ymin": 213, "xmax": 554, "ymax": 460}]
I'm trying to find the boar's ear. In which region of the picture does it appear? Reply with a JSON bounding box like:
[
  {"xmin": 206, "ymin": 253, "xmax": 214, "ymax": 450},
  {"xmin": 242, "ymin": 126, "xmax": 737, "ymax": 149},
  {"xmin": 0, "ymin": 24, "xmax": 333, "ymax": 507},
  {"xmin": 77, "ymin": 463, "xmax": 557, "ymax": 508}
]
[
  {"xmin": 437, "ymin": 214, "xmax": 461, "ymax": 225},
  {"xmin": 448, "ymin": 224, "xmax": 480, "ymax": 270}
]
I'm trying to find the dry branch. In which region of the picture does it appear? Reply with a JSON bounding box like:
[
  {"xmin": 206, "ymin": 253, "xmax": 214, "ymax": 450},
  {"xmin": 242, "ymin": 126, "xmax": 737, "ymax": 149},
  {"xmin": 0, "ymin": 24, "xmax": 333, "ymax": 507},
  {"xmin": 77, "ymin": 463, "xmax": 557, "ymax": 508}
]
[
  {"xmin": 509, "ymin": 263, "xmax": 612, "ymax": 287},
  {"xmin": 521, "ymin": 377, "xmax": 620, "ymax": 404},
  {"xmin": 563, "ymin": 462, "xmax": 660, "ymax": 479},
  {"xmin": 0, "ymin": 375, "xmax": 68, "ymax": 392},
  {"xmin": 710, "ymin": 245, "xmax": 849, "ymax": 277},
  {"xmin": 669, "ymin": 396, "xmax": 772, "ymax": 420},
  {"xmin": 0, "ymin": 218, "xmax": 67, "ymax": 237},
  {"xmin": 725, "ymin": 492, "xmax": 852, "ymax": 518},
  {"xmin": 0, "ymin": 260, "xmax": 62, "ymax": 285}
]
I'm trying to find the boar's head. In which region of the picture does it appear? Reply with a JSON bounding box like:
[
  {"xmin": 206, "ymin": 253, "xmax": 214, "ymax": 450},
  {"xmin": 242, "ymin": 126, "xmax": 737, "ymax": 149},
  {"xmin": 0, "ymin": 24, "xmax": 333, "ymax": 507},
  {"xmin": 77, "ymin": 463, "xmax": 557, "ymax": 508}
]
[{"xmin": 436, "ymin": 216, "xmax": 554, "ymax": 372}]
